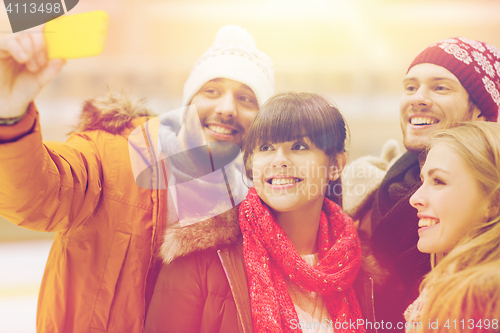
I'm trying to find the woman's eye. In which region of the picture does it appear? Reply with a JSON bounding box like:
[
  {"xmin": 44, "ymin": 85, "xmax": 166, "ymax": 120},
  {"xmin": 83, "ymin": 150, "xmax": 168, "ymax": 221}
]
[
  {"xmin": 259, "ymin": 144, "xmax": 273, "ymax": 151},
  {"xmin": 292, "ymin": 142, "xmax": 308, "ymax": 150},
  {"xmin": 405, "ymin": 85, "xmax": 417, "ymax": 92},
  {"xmin": 433, "ymin": 177, "xmax": 445, "ymax": 185}
]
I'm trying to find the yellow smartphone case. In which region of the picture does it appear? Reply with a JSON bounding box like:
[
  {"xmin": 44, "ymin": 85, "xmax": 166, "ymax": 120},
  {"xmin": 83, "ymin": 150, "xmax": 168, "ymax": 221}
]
[{"xmin": 44, "ymin": 10, "xmax": 109, "ymax": 60}]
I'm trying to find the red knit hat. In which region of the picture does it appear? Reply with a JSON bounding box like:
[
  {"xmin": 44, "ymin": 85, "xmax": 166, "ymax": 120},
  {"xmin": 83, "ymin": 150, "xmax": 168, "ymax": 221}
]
[{"xmin": 408, "ymin": 38, "xmax": 500, "ymax": 122}]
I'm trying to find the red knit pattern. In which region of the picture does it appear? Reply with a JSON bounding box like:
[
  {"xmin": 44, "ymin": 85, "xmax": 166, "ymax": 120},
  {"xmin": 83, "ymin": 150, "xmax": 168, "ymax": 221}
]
[{"xmin": 239, "ymin": 187, "xmax": 365, "ymax": 333}]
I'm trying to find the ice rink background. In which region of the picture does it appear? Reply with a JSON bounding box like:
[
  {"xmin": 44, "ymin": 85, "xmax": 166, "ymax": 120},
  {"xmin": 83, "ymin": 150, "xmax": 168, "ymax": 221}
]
[{"xmin": 0, "ymin": 241, "xmax": 51, "ymax": 333}]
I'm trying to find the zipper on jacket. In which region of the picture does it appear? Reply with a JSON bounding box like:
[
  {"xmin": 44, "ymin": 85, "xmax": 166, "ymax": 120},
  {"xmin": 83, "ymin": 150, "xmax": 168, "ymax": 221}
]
[{"xmin": 369, "ymin": 276, "xmax": 378, "ymax": 333}]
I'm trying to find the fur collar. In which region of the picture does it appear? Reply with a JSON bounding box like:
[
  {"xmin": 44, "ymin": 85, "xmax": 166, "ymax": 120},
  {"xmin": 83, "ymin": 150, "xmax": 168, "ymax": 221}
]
[
  {"xmin": 160, "ymin": 206, "xmax": 241, "ymax": 264},
  {"xmin": 73, "ymin": 91, "xmax": 154, "ymax": 134}
]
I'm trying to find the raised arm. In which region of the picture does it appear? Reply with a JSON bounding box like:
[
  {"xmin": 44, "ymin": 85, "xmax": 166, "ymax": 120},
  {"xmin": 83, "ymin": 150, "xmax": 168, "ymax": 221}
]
[
  {"xmin": 0, "ymin": 28, "xmax": 103, "ymax": 232},
  {"xmin": 0, "ymin": 26, "xmax": 64, "ymax": 120}
]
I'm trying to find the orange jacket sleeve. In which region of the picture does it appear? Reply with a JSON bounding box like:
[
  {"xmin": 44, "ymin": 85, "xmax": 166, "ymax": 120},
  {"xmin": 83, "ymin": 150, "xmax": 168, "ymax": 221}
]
[
  {"xmin": 0, "ymin": 104, "xmax": 102, "ymax": 232},
  {"xmin": 0, "ymin": 103, "xmax": 38, "ymax": 142}
]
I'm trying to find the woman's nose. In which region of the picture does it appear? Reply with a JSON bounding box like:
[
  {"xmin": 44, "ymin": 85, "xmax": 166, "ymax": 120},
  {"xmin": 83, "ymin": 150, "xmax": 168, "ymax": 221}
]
[
  {"xmin": 409, "ymin": 184, "xmax": 427, "ymax": 209},
  {"xmin": 271, "ymin": 148, "xmax": 291, "ymax": 168}
]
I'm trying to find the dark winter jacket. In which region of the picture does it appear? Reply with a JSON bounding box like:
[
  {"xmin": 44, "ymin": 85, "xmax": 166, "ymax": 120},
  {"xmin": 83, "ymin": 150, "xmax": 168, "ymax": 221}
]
[{"xmin": 368, "ymin": 152, "xmax": 431, "ymax": 332}]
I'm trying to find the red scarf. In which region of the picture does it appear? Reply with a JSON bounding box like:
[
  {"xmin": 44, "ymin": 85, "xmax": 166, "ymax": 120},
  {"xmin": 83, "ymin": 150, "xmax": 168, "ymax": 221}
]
[{"xmin": 239, "ymin": 187, "xmax": 365, "ymax": 332}]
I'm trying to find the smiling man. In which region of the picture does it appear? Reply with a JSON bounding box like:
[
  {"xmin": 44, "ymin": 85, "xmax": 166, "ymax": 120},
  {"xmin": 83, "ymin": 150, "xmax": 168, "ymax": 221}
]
[
  {"xmin": 0, "ymin": 25, "xmax": 273, "ymax": 333},
  {"xmin": 345, "ymin": 38, "xmax": 500, "ymax": 332},
  {"xmin": 400, "ymin": 63, "xmax": 484, "ymax": 154},
  {"xmin": 157, "ymin": 26, "xmax": 274, "ymax": 225}
]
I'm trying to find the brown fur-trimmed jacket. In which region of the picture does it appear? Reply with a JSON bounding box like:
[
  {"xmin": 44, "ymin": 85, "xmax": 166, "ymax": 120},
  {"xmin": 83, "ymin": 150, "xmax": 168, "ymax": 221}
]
[
  {"xmin": 144, "ymin": 206, "xmax": 253, "ymax": 333},
  {"xmin": 0, "ymin": 92, "xmax": 171, "ymax": 333}
]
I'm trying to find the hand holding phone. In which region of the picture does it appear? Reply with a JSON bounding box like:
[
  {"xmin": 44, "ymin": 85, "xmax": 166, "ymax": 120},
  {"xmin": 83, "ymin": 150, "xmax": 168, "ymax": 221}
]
[
  {"xmin": 0, "ymin": 26, "xmax": 64, "ymax": 119},
  {"xmin": 44, "ymin": 10, "xmax": 109, "ymax": 60}
]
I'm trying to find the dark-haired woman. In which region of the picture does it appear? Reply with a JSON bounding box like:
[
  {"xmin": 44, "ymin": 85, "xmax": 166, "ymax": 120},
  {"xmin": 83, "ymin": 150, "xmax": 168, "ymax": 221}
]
[{"xmin": 145, "ymin": 92, "xmax": 365, "ymax": 333}]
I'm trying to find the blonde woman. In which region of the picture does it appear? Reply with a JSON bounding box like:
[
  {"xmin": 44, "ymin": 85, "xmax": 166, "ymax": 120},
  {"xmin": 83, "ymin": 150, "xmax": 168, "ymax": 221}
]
[{"xmin": 405, "ymin": 122, "xmax": 500, "ymax": 332}]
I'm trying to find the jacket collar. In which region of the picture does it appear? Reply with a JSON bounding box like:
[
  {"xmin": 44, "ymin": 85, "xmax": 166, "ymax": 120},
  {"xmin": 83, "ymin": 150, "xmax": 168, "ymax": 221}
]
[
  {"xmin": 160, "ymin": 206, "xmax": 241, "ymax": 264},
  {"xmin": 73, "ymin": 90, "xmax": 153, "ymax": 135},
  {"xmin": 75, "ymin": 90, "xmax": 243, "ymax": 263},
  {"xmin": 381, "ymin": 151, "xmax": 419, "ymax": 188}
]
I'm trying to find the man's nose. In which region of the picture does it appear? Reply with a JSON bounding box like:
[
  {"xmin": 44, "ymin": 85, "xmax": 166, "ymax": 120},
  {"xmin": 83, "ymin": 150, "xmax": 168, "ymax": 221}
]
[
  {"xmin": 410, "ymin": 87, "xmax": 433, "ymax": 110},
  {"xmin": 215, "ymin": 92, "xmax": 238, "ymax": 119}
]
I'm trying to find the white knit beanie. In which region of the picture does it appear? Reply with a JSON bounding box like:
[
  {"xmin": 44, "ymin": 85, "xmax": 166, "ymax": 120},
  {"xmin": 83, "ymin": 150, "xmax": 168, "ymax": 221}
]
[{"xmin": 182, "ymin": 25, "xmax": 274, "ymax": 108}]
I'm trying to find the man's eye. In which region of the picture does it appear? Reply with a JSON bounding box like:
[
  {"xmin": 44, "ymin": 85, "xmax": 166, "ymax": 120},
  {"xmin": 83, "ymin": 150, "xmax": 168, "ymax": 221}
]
[
  {"xmin": 205, "ymin": 88, "xmax": 219, "ymax": 95},
  {"xmin": 405, "ymin": 85, "xmax": 417, "ymax": 92},
  {"xmin": 238, "ymin": 95, "xmax": 258, "ymax": 107},
  {"xmin": 435, "ymin": 86, "xmax": 449, "ymax": 91}
]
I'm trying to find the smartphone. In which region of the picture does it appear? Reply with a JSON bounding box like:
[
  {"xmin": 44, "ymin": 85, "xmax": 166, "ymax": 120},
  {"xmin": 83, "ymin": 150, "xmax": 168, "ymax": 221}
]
[{"xmin": 44, "ymin": 10, "xmax": 109, "ymax": 60}]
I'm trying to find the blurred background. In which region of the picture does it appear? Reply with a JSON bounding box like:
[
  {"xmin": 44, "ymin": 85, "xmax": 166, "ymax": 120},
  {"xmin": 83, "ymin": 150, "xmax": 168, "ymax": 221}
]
[{"xmin": 1, "ymin": 0, "xmax": 499, "ymax": 331}]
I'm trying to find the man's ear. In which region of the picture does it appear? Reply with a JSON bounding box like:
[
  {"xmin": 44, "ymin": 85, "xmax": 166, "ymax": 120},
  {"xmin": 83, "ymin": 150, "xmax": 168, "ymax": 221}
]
[
  {"xmin": 470, "ymin": 102, "xmax": 486, "ymax": 122},
  {"xmin": 329, "ymin": 152, "xmax": 347, "ymax": 181}
]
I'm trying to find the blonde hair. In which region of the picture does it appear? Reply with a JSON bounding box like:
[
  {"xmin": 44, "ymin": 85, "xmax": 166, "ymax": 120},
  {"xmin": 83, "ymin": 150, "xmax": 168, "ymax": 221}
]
[{"xmin": 419, "ymin": 122, "xmax": 500, "ymax": 332}]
